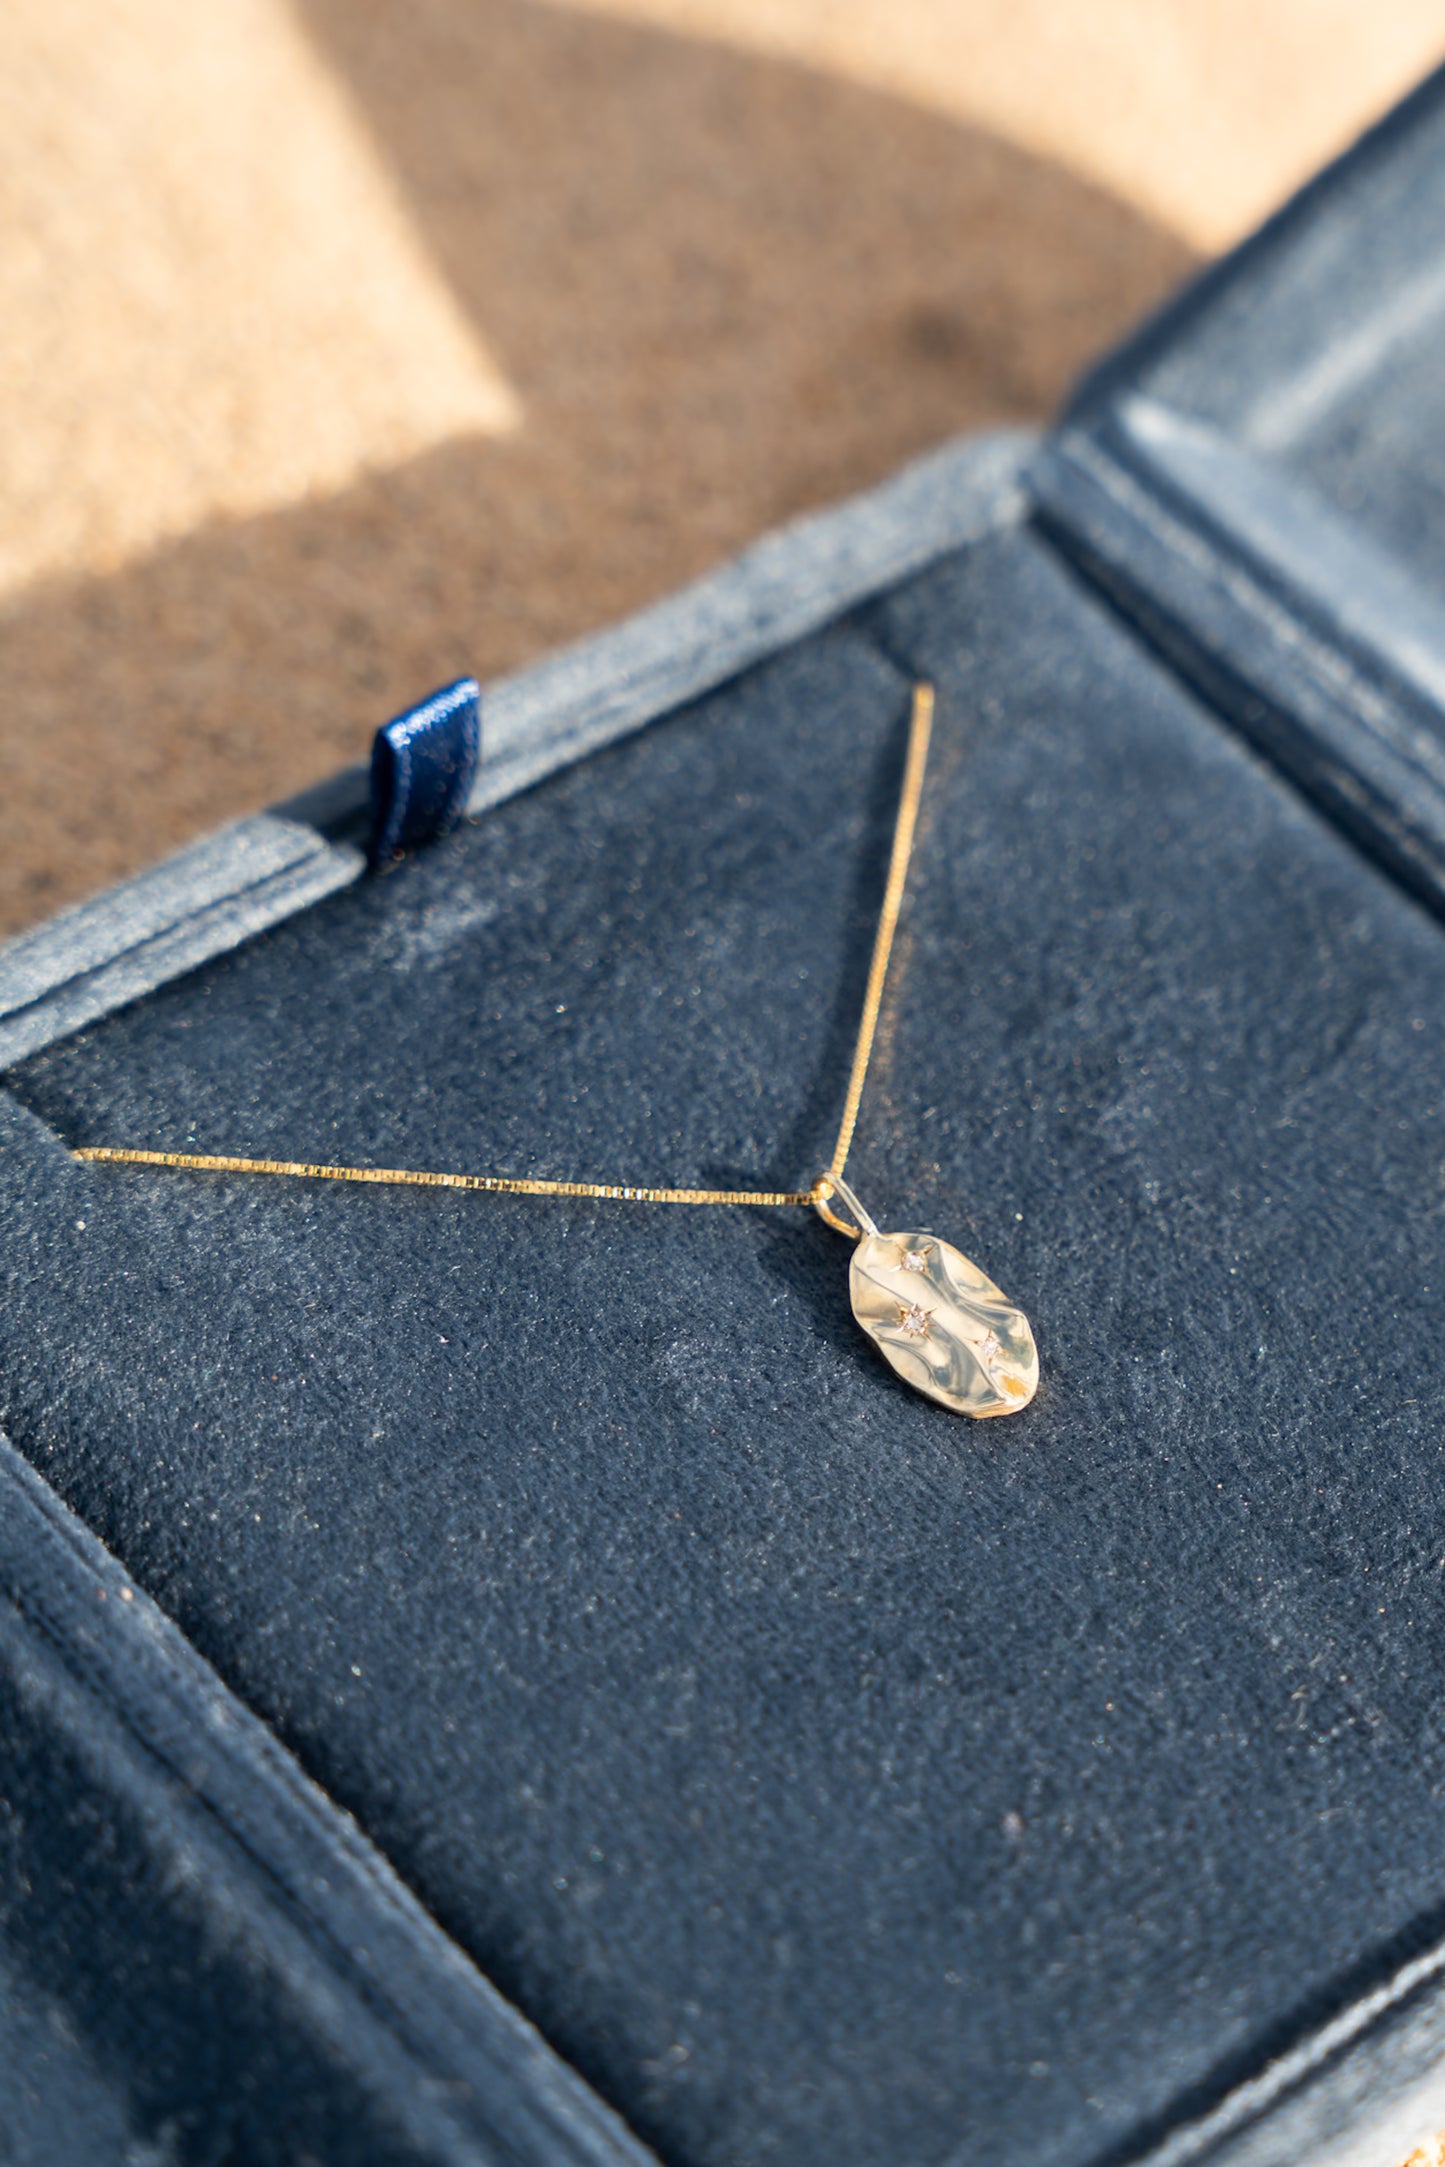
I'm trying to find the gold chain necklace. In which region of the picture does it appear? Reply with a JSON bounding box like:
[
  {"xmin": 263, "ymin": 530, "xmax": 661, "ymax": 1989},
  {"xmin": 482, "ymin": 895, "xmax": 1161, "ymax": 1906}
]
[{"xmin": 76, "ymin": 684, "xmax": 1037, "ymax": 1418}]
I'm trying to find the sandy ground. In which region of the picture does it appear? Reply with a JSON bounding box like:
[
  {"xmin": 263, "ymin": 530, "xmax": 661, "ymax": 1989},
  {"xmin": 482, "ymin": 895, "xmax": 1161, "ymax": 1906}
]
[{"xmin": 1, "ymin": 0, "xmax": 1441, "ymax": 936}]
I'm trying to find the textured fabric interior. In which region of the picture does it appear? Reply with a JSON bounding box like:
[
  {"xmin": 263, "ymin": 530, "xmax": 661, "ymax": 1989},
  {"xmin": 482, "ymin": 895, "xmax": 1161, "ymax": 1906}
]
[{"xmin": 7, "ymin": 523, "xmax": 1445, "ymax": 2167}]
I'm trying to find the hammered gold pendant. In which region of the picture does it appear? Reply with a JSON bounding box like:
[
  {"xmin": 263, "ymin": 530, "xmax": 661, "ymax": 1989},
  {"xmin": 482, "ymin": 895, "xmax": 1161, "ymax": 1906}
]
[{"xmin": 816, "ymin": 1177, "xmax": 1037, "ymax": 1417}]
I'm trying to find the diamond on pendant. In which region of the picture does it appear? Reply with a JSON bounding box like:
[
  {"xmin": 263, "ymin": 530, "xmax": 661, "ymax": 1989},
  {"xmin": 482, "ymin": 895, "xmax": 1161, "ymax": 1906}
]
[
  {"xmin": 901, "ymin": 1247, "xmax": 929, "ymax": 1273},
  {"xmin": 897, "ymin": 1301, "xmax": 931, "ymax": 1339},
  {"xmin": 979, "ymin": 1328, "xmax": 1003, "ymax": 1368}
]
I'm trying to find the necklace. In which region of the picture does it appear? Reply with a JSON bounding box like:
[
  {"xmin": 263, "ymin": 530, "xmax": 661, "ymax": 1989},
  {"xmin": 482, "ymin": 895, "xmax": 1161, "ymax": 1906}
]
[{"xmin": 75, "ymin": 684, "xmax": 1037, "ymax": 1419}]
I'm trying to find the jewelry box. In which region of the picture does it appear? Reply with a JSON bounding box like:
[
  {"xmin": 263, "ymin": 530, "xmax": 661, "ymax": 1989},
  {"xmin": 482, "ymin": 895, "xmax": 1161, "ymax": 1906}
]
[{"xmin": 4, "ymin": 64, "xmax": 1445, "ymax": 2167}]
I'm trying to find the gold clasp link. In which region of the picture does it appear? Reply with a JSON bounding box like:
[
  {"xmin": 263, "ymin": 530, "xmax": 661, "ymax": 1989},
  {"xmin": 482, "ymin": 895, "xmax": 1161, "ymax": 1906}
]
[{"xmin": 811, "ymin": 1172, "xmax": 879, "ymax": 1241}]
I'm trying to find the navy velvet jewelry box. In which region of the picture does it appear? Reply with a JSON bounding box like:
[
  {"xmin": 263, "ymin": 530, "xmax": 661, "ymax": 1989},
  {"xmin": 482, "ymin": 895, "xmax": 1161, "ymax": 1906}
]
[{"xmin": 6, "ymin": 67, "xmax": 1445, "ymax": 2167}]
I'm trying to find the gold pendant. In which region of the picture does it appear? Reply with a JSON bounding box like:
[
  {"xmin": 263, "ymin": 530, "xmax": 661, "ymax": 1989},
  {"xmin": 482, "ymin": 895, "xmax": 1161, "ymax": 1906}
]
[{"xmin": 814, "ymin": 1176, "xmax": 1037, "ymax": 1418}]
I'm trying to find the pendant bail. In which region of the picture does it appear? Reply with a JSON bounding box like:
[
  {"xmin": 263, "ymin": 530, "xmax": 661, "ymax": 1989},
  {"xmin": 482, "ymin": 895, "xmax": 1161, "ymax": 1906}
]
[{"xmin": 811, "ymin": 1172, "xmax": 879, "ymax": 1241}]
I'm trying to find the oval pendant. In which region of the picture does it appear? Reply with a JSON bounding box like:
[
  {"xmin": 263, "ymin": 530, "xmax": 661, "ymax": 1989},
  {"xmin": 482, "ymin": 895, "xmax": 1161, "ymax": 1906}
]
[
  {"xmin": 849, "ymin": 1229, "xmax": 1037, "ymax": 1418},
  {"xmin": 849, "ymin": 1239, "xmax": 1039, "ymax": 1421},
  {"xmin": 813, "ymin": 1176, "xmax": 1037, "ymax": 1417}
]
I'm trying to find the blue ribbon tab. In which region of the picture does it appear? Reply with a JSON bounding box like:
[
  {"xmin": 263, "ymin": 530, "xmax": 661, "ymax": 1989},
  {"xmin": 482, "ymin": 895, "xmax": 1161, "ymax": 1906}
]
[{"xmin": 369, "ymin": 677, "xmax": 481, "ymax": 867}]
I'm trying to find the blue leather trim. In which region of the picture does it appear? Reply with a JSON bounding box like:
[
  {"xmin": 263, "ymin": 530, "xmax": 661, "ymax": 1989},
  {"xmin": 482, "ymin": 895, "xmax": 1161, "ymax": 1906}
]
[{"xmin": 369, "ymin": 677, "xmax": 482, "ymax": 867}]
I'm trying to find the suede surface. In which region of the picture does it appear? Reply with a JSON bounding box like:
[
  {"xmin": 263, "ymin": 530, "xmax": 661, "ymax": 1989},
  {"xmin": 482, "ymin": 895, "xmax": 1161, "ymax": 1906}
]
[{"xmin": 7, "ymin": 524, "xmax": 1445, "ymax": 2167}]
